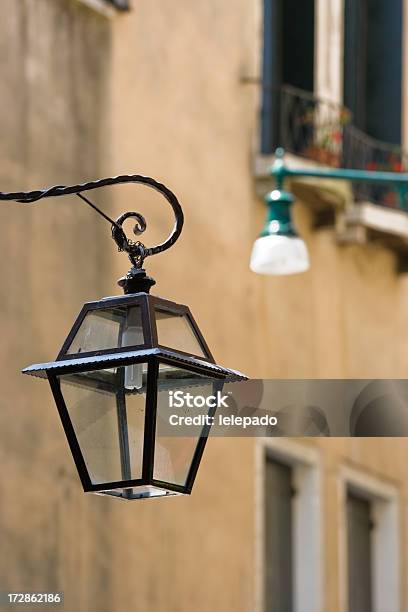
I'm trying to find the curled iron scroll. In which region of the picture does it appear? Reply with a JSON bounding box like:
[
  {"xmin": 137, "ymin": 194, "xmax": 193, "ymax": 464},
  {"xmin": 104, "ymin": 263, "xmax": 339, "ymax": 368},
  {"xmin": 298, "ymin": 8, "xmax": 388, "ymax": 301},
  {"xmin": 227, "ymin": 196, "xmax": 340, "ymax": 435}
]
[
  {"xmin": 110, "ymin": 176, "xmax": 184, "ymax": 268},
  {"xmin": 0, "ymin": 173, "xmax": 184, "ymax": 269}
]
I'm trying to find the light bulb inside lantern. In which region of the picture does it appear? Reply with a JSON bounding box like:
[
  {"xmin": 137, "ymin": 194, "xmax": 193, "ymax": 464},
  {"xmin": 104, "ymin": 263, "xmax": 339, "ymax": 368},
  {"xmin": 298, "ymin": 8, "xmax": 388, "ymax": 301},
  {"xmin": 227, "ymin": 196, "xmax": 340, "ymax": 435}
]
[{"xmin": 122, "ymin": 308, "xmax": 145, "ymax": 390}]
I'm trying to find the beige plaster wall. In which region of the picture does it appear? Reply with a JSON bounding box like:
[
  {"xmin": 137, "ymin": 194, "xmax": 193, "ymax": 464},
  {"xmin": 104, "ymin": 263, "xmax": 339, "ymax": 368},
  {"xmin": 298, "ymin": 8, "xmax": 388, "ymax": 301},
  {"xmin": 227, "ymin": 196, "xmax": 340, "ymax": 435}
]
[
  {"xmin": 107, "ymin": 3, "xmax": 408, "ymax": 610},
  {"xmin": 1, "ymin": 1, "xmax": 408, "ymax": 611},
  {"xmin": 0, "ymin": 0, "xmax": 117, "ymax": 608}
]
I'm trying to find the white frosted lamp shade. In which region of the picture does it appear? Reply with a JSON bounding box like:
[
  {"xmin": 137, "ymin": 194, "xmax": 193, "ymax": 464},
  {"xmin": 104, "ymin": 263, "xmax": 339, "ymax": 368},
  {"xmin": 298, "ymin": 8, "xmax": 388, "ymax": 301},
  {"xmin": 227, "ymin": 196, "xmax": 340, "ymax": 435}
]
[{"xmin": 250, "ymin": 234, "xmax": 310, "ymax": 275}]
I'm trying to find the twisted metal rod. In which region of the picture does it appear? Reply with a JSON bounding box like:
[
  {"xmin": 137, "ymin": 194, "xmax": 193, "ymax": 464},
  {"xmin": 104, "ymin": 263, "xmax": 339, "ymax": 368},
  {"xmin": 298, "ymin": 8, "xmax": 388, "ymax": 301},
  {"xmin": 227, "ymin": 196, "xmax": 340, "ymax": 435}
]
[{"xmin": 0, "ymin": 174, "xmax": 184, "ymax": 268}]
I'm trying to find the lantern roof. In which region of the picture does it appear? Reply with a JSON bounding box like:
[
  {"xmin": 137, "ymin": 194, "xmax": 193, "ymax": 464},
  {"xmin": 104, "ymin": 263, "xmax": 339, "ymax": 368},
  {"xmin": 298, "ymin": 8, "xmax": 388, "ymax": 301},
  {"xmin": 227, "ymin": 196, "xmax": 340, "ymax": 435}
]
[
  {"xmin": 22, "ymin": 292, "xmax": 246, "ymax": 383},
  {"xmin": 22, "ymin": 347, "xmax": 245, "ymax": 381}
]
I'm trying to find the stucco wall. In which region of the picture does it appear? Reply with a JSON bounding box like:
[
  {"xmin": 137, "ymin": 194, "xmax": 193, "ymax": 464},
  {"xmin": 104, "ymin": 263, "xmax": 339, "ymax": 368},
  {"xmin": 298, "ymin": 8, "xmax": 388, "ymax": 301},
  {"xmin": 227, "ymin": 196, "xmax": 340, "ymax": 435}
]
[
  {"xmin": 1, "ymin": 1, "xmax": 408, "ymax": 611},
  {"xmin": 106, "ymin": 4, "xmax": 408, "ymax": 612},
  {"xmin": 0, "ymin": 0, "xmax": 115, "ymax": 608}
]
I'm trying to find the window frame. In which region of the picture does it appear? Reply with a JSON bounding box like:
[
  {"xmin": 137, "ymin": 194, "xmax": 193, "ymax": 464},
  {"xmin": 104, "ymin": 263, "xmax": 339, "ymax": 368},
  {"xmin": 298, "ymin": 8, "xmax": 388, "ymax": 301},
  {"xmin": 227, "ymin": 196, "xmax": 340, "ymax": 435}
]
[
  {"xmin": 255, "ymin": 439, "xmax": 323, "ymax": 612},
  {"xmin": 339, "ymin": 466, "xmax": 401, "ymax": 612}
]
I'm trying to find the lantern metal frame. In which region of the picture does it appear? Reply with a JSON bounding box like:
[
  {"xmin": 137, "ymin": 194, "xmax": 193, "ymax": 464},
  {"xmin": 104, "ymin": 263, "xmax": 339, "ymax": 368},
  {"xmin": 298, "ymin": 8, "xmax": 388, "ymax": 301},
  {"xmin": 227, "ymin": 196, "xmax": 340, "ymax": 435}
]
[
  {"xmin": 44, "ymin": 355, "xmax": 236, "ymax": 499},
  {"xmin": 12, "ymin": 173, "xmax": 247, "ymax": 500},
  {"xmin": 23, "ymin": 306, "xmax": 243, "ymax": 499},
  {"xmin": 55, "ymin": 294, "xmax": 215, "ymax": 363}
]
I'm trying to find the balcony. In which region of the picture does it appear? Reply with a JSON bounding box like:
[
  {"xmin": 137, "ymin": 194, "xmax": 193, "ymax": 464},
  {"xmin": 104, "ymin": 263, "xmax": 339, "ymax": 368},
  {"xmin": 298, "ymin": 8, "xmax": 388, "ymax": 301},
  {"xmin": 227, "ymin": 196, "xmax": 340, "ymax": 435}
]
[
  {"xmin": 255, "ymin": 85, "xmax": 408, "ymax": 270},
  {"xmin": 278, "ymin": 85, "xmax": 406, "ymax": 209}
]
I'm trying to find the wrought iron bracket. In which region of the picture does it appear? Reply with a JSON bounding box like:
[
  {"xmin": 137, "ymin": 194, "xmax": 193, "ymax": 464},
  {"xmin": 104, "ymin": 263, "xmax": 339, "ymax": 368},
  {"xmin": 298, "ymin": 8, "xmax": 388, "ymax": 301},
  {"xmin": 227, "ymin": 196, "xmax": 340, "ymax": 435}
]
[{"xmin": 0, "ymin": 173, "xmax": 184, "ymax": 294}]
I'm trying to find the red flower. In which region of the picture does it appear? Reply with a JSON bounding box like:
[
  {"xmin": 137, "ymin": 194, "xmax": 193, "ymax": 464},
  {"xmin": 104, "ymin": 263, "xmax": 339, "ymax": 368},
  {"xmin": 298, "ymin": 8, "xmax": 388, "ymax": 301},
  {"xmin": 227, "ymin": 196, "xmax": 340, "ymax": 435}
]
[
  {"xmin": 383, "ymin": 192, "xmax": 397, "ymax": 206},
  {"xmin": 366, "ymin": 162, "xmax": 377, "ymax": 171}
]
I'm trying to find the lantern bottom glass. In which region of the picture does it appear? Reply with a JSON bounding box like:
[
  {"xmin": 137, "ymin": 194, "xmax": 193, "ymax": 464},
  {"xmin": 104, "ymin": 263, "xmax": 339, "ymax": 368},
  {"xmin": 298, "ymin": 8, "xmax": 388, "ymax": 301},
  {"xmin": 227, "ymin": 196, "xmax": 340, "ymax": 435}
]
[{"xmin": 94, "ymin": 485, "xmax": 182, "ymax": 500}]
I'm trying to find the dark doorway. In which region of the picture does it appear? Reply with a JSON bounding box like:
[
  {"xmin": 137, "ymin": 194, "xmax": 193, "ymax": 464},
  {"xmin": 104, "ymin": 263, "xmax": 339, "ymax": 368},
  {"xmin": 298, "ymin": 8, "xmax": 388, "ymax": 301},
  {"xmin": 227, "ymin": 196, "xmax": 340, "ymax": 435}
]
[
  {"xmin": 344, "ymin": 0, "xmax": 402, "ymax": 145},
  {"xmin": 262, "ymin": 0, "xmax": 315, "ymax": 153}
]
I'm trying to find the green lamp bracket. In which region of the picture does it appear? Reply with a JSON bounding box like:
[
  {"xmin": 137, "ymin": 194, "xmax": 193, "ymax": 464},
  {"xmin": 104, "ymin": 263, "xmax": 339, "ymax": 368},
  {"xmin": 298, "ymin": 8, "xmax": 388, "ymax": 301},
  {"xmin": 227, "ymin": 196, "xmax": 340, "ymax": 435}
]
[{"xmin": 270, "ymin": 148, "xmax": 408, "ymax": 212}]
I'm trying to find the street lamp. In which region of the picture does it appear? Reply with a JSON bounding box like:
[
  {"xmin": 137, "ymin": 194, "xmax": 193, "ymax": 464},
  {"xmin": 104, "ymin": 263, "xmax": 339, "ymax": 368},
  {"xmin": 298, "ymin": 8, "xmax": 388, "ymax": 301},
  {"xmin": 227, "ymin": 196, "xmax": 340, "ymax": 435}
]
[
  {"xmin": 250, "ymin": 149, "xmax": 310, "ymax": 276},
  {"xmin": 1, "ymin": 174, "xmax": 246, "ymax": 500},
  {"xmin": 250, "ymin": 187, "xmax": 310, "ymax": 275},
  {"xmin": 252, "ymin": 146, "xmax": 408, "ymax": 276}
]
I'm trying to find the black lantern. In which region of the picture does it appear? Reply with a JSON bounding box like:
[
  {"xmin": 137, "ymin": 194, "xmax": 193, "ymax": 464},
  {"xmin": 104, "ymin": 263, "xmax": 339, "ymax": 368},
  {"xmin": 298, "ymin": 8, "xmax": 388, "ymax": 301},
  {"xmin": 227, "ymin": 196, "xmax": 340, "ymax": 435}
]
[{"xmin": 20, "ymin": 175, "xmax": 246, "ymax": 500}]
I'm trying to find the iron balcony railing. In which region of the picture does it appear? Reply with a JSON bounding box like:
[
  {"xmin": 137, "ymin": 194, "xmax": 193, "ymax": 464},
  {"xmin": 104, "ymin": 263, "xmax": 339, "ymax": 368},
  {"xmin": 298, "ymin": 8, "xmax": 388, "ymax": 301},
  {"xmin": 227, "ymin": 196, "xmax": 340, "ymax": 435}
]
[{"xmin": 278, "ymin": 85, "xmax": 406, "ymax": 208}]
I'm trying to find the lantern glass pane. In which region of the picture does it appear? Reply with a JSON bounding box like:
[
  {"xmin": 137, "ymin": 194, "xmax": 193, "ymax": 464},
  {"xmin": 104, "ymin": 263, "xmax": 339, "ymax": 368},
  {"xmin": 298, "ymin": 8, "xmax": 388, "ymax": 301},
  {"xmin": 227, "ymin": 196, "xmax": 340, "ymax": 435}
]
[
  {"xmin": 58, "ymin": 363, "xmax": 148, "ymax": 485},
  {"xmin": 155, "ymin": 309, "xmax": 207, "ymax": 357},
  {"xmin": 154, "ymin": 364, "xmax": 217, "ymax": 486},
  {"xmin": 66, "ymin": 305, "xmax": 145, "ymax": 355}
]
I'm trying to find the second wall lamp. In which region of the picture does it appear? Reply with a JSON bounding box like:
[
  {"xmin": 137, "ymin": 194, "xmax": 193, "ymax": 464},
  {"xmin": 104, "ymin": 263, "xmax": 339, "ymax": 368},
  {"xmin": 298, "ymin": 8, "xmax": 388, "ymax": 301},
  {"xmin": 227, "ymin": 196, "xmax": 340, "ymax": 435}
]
[{"xmin": 251, "ymin": 148, "xmax": 408, "ymax": 276}]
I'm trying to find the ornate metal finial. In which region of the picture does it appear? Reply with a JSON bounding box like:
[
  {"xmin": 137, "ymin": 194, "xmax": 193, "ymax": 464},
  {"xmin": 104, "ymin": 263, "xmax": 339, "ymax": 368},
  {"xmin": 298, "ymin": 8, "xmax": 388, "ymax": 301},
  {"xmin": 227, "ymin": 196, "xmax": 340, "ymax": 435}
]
[
  {"xmin": 109, "ymin": 176, "xmax": 184, "ymax": 293},
  {"xmin": 111, "ymin": 211, "xmax": 149, "ymax": 268}
]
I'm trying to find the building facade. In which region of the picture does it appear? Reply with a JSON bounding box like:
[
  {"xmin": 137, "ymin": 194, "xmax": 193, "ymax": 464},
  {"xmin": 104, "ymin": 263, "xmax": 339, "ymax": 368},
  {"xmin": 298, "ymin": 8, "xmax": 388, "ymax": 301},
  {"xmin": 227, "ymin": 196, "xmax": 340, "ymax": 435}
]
[{"xmin": 1, "ymin": 0, "xmax": 408, "ymax": 610}]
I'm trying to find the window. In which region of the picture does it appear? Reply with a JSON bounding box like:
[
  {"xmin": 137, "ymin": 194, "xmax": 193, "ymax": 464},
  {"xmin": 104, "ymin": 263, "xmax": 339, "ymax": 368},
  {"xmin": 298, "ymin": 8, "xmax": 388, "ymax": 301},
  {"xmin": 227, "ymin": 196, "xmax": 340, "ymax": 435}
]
[
  {"xmin": 347, "ymin": 493, "xmax": 373, "ymax": 612},
  {"xmin": 258, "ymin": 440, "xmax": 322, "ymax": 612},
  {"xmin": 340, "ymin": 467, "xmax": 400, "ymax": 612},
  {"xmin": 343, "ymin": 0, "xmax": 402, "ymax": 144},
  {"xmin": 264, "ymin": 458, "xmax": 294, "ymax": 611},
  {"xmin": 104, "ymin": 0, "xmax": 129, "ymax": 8},
  {"xmin": 261, "ymin": 0, "xmax": 315, "ymax": 153}
]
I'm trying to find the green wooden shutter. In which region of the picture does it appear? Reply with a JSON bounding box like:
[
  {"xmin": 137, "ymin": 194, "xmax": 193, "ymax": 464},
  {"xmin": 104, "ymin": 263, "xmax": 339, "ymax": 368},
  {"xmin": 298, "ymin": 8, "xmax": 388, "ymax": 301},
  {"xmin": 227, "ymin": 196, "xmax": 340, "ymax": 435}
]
[
  {"xmin": 344, "ymin": 0, "xmax": 402, "ymax": 144},
  {"xmin": 264, "ymin": 457, "xmax": 294, "ymax": 612},
  {"xmin": 347, "ymin": 493, "xmax": 373, "ymax": 612},
  {"xmin": 261, "ymin": 0, "xmax": 315, "ymax": 154}
]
